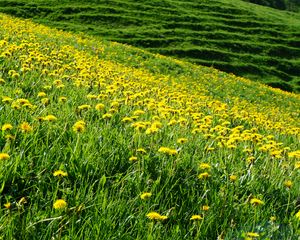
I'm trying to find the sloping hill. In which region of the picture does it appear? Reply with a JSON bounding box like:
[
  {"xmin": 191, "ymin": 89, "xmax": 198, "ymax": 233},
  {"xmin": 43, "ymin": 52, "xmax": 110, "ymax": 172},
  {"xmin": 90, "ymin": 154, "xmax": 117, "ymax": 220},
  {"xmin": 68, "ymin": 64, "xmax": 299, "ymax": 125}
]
[
  {"xmin": 243, "ymin": 0, "xmax": 300, "ymax": 11},
  {"xmin": 0, "ymin": 14, "xmax": 300, "ymax": 239},
  {"xmin": 0, "ymin": 0, "xmax": 300, "ymax": 92}
]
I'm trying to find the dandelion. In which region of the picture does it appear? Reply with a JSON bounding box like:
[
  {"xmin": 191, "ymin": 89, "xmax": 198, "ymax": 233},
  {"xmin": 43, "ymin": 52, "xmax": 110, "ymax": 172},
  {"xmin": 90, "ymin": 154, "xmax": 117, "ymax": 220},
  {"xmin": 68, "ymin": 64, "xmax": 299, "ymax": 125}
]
[
  {"xmin": 95, "ymin": 103, "xmax": 105, "ymax": 111},
  {"xmin": 20, "ymin": 122, "xmax": 33, "ymax": 133},
  {"xmin": 2, "ymin": 96, "xmax": 13, "ymax": 103},
  {"xmin": 72, "ymin": 120, "xmax": 85, "ymax": 133},
  {"xmin": 250, "ymin": 198, "xmax": 264, "ymax": 206},
  {"xmin": 146, "ymin": 211, "xmax": 168, "ymax": 221},
  {"xmin": 198, "ymin": 172, "xmax": 210, "ymax": 179},
  {"xmin": 0, "ymin": 153, "xmax": 10, "ymax": 160},
  {"xmin": 199, "ymin": 163, "xmax": 211, "ymax": 170},
  {"xmin": 140, "ymin": 192, "xmax": 152, "ymax": 200},
  {"xmin": 4, "ymin": 202, "xmax": 11, "ymax": 209},
  {"xmin": 177, "ymin": 138, "xmax": 188, "ymax": 144},
  {"xmin": 295, "ymin": 162, "xmax": 300, "ymax": 169},
  {"xmin": 202, "ymin": 205, "xmax": 210, "ymax": 211},
  {"xmin": 137, "ymin": 148, "xmax": 147, "ymax": 154},
  {"xmin": 58, "ymin": 96, "xmax": 67, "ymax": 102},
  {"xmin": 37, "ymin": 92, "xmax": 47, "ymax": 97},
  {"xmin": 53, "ymin": 170, "xmax": 68, "ymax": 177},
  {"xmin": 53, "ymin": 199, "xmax": 67, "ymax": 209},
  {"xmin": 284, "ymin": 180, "xmax": 292, "ymax": 189},
  {"xmin": 158, "ymin": 147, "xmax": 178, "ymax": 156},
  {"xmin": 190, "ymin": 215, "xmax": 203, "ymax": 221},
  {"xmin": 295, "ymin": 210, "xmax": 300, "ymax": 220},
  {"xmin": 229, "ymin": 175, "xmax": 238, "ymax": 182},
  {"xmin": 102, "ymin": 113, "xmax": 112, "ymax": 119},
  {"xmin": 270, "ymin": 216, "xmax": 276, "ymax": 222},
  {"xmin": 121, "ymin": 117, "xmax": 132, "ymax": 123},
  {"xmin": 78, "ymin": 104, "xmax": 91, "ymax": 111},
  {"xmin": 129, "ymin": 156, "xmax": 138, "ymax": 162},
  {"xmin": 2, "ymin": 123, "xmax": 13, "ymax": 131},
  {"xmin": 43, "ymin": 115, "xmax": 57, "ymax": 121},
  {"xmin": 41, "ymin": 98, "xmax": 49, "ymax": 105},
  {"xmin": 246, "ymin": 232, "xmax": 259, "ymax": 238}
]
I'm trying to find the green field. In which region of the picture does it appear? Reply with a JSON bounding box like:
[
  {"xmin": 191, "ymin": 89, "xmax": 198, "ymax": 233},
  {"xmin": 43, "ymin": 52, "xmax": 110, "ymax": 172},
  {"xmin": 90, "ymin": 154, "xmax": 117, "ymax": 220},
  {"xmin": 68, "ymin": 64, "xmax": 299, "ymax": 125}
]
[
  {"xmin": 0, "ymin": 0, "xmax": 300, "ymax": 92},
  {"xmin": 0, "ymin": 13, "xmax": 300, "ymax": 239}
]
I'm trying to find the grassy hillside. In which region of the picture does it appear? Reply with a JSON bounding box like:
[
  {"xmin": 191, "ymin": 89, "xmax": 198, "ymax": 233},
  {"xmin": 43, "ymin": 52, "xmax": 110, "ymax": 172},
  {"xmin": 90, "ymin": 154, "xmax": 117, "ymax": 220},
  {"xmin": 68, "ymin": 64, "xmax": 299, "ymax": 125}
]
[
  {"xmin": 0, "ymin": 0, "xmax": 300, "ymax": 93},
  {"xmin": 0, "ymin": 14, "xmax": 300, "ymax": 239}
]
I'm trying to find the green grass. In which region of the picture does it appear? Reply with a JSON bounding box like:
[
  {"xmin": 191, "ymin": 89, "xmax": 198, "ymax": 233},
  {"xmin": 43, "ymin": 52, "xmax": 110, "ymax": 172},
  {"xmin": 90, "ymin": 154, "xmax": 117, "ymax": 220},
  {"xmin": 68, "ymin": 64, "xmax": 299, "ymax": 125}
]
[
  {"xmin": 0, "ymin": 0, "xmax": 300, "ymax": 92},
  {"xmin": 0, "ymin": 13, "xmax": 300, "ymax": 239}
]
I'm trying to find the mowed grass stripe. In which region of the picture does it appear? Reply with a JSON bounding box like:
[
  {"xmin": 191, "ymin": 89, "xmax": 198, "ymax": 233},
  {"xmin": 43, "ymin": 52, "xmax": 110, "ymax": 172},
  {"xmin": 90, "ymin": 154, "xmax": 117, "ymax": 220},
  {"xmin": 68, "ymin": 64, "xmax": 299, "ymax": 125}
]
[{"xmin": 0, "ymin": 0, "xmax": 299, "ymax": 92}]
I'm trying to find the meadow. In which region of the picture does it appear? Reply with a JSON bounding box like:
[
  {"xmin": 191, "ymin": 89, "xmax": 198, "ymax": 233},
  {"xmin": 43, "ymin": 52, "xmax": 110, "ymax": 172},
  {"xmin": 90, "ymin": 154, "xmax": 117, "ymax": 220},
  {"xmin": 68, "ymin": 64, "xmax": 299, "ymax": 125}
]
[
  {"xmin": 0, "ymin": 0, "xmax": 300, "ymax": 92},
  {"xmin": 0, "ymin": 13, "xmax": 300, "ymax": 239}
]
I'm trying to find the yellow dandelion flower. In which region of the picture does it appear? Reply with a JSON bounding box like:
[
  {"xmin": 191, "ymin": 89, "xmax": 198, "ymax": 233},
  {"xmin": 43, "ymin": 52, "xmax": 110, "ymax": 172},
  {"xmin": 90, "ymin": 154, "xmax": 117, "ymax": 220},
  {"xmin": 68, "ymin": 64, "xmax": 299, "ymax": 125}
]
[
  {"xmin": 190, "ymin": 215, "xmax": 203, "ymax": 221},
  {"xmin": 140, "ymin": 192, "xmax": 152, "ymax": 200},
  {"xmin": 177, "ymin": 138, "xmax": 188, "ymax": 144},
  {"xmin": 41, "ymin": 98, "xmax": 49, "ymax": 105},
  {"xmin": 2, "ymin": 96, "xmax": 13, "ymax": 103},
  {"xmin": 58, "ymin": 96, "xmax": 67, "ymax": 102},
  {"xmin": 0, "ymin": 153, "xmax": 10, "ymax": 160},
  {"xmin": 137, "ymin": 148, "xmax": 147, "ymax": 154},
  {"xmin": 295, "ymin": 162, "xmax": 300, "ymax": 169},
  {"xmin": 102, "ymin": 113, "xmax": 113, "ymax": 119},
  {"xmin": 133, "ymin": 110, "xmax": 145, "ymax": 116},
  {"xmin": 78, "ymin": 104, "xmax": 91, "ymax": 110},
  {"xmin": 202, "ymin": 205, "xmax": 210, "ymax": 211},
  {"xmin": 2, "ymin": 123, "xmax": 13, "ymax": 131},
  {"xmin": 129, "ymin": 156, "xmax": 138, "ymax": 162},
  {"xmin": 158, "ymin": 147, "xmax": 178, "ymax": 156},
  {"xmin": 270, "ymin": 216, "xmax": 276, "ymax": 222},
  {"xmin": 229, "ymin": 175, "xmax": 238, "ymax": 182},
  {"xmin": 198, "ymin": 172, "xmax": 210, "ymax": 179},
  {"xmin": 53, "ymin": 170, "xmax": 68, "ymax": 177},
  {"xmin": 72, "ymin": 121, "xmax": 86, "ymax": 133},
  {"xmin": 4, "ymin": 202, "xmax": 11, "ymax": 209},
  {"xmin": 95, "ymin": 103, "xmax": 105, "ymax": 111},
  {"xmin": 250, "ymin": 198, "xmax": 264, "ymax": 206},
  {"xmin": 246, "ymin": 232, "xmax": 259, "ymax": 237},
  {"xmin": 53, "ymin": 199, "xmax": 67, "ymax": 209},
  {"xmin": 199, "ymin": 163, "xmax": 211, "ymax": 170},
  {"xmin": 37, "ymin": 92, "xmax": 47, "ymax": 97},
  {"xmin": 146, "ymin": 211, "xmax": 168, "ymax": 221},
  {"xmin": 43, "ymin": 115, "xmax": 57, "ymax": 121},
  {"xmin": 295, "ymin": 210, "xmax": 300, "ymax": 220},
  {"xmin": 121, "ymin": 117, "xmax": 133, "ymax": 123},
  {"xmin": 20, "ymin": 122, "xmax": 33, "ymax": 133},
  {"xmin": 284, "ymin": 180, "xmax": 292, "ymax": 189}
]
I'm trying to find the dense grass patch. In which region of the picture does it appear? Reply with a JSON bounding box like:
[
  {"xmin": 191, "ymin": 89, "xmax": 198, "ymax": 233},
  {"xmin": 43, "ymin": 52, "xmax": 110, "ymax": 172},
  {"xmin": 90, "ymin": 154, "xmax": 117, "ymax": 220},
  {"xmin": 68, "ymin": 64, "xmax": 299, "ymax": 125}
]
[
  {"xmin": 0, "ymin": 0, "xmax": 299, "ymax": 92},
  {"xmin": 0, "ymin": 14, "xmax": 300, "ymax": 239}
]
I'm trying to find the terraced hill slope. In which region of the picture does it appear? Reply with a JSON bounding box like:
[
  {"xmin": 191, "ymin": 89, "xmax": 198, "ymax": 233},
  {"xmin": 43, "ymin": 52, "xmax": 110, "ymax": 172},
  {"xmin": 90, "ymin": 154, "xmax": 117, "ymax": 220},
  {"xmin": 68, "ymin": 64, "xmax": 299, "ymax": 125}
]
[
  {"xmin": 0, "ymin": 14, "xmax": 300, "ymax": 239},
  {"xmin": 0, "ymin": 0, "xmax": 300, "ymax": 92}
]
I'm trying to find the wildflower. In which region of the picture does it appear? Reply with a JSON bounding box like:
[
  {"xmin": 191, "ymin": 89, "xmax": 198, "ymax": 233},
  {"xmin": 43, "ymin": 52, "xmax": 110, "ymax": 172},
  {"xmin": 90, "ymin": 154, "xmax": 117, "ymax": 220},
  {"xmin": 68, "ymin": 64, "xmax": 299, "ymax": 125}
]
[
  {"xmin": 146, "ymin": 211, "xmax": 168, "ymax": 221},
  {"xmin": 133, "ymin": 110, "xmax": 145, "ymax": 116},
  {"xmin": 0, "ymin": 153, "xmax": 10, "ymax": 160},
  {"xmin": 295, "ymin": 210, "xmax": 300, "ymax": 220},
  {"xmin": 158, "ymin": 147, "xmax": 178, "ymax": 156},
  {"xmin": 121, "ymin": 117, "xmax": 133, "ymax": 123},
  {"xmin": 18, "ymin": 197, "xmax": 27, "ymax": 206},
  {"xmin": 58, "ymin": 96, "xmax": 67, "ymax": 102},
  {"xmin": 78, "ymin": 104, "xmax": 91, "ymax": 111},
  {"xmin": 198, "ymin": 172, "xmax": 210, "ymax": 179},
  {"xmin": 2, "ymin": 123, "xmax": 13, "ymax": 131},
  {"xmin": 140, "ymin": 192, "xmax": 152, "ymax": 200},
  {"xmin": 190, "ymin": 215, "xmax": 203, "ymax": 221},
  {"xmin": 250, "ymin": 198, "xmax": 264, "ymax": 206},
  {"xmin": 2, "ymin": 96, "xmax": 13, "ymax": 103},
  {"xmin": 73, "ymin": 120, "xmax": 86, "ymax": 133},
  {"xmin": 199, "ymin": 163, "xmax": 211, "ymax": 170},
  {"xmin": 295, "ymin": 162, "xmax": 300, "ymax": 169},
  {"xmin": 41, "ymin": 98, "xmax": 49, "ymax": 105},
  {"xmin": 177, "ymin": 138, "xmax": 188, "ymax": 144},
  {"xmin": 4, "ymin": 202, "xmax": 11, "ymax": 209},
  {"xmin": 284, "ymin": 180, "xmax": 292, "ymax": 189},
  {"xmin": 137, "ymin": 148, "xmax": 147, "ymax": 154},
  {"xmin": 102, "ymin": 113, "xmax": 112, "ymax": 119},
  {"xmin": 95, "ymin": 103, "xmax": 105, "ymax": 111},
  {"xmin": 246, "ymin": 232, "xmax": 259, "ymax": 238},
  {"xmin": 202, "ymin": 205, "xmax": 210, "ymax": 211},
  {"xmin": 129, "ymin": 156, "xmax": 138, "ymax": 162},
  {"xmin": 20, "ymin": 122, "xmax": 33, "ymax": 133},
  {"xmin": 53, "ymin": 199, "xmax": 67, "ymax": 209},
  {"xmin": 37, "ymin": 92, "xmax": 47, "ymax": 97},
  {"xmin": 53, "ymin": 170, "xmax": 68, "ymax": 177},
  {"xmin": 229, "ymin": 175, "xmax": 238, "ymax": 182},
  {"xmin": 43, "ymin": 115, "xmax": 57, "ymax": 121},
  {"xmin": 270, "ymin": 216, "xmax": 276, "ymax": 222}
]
